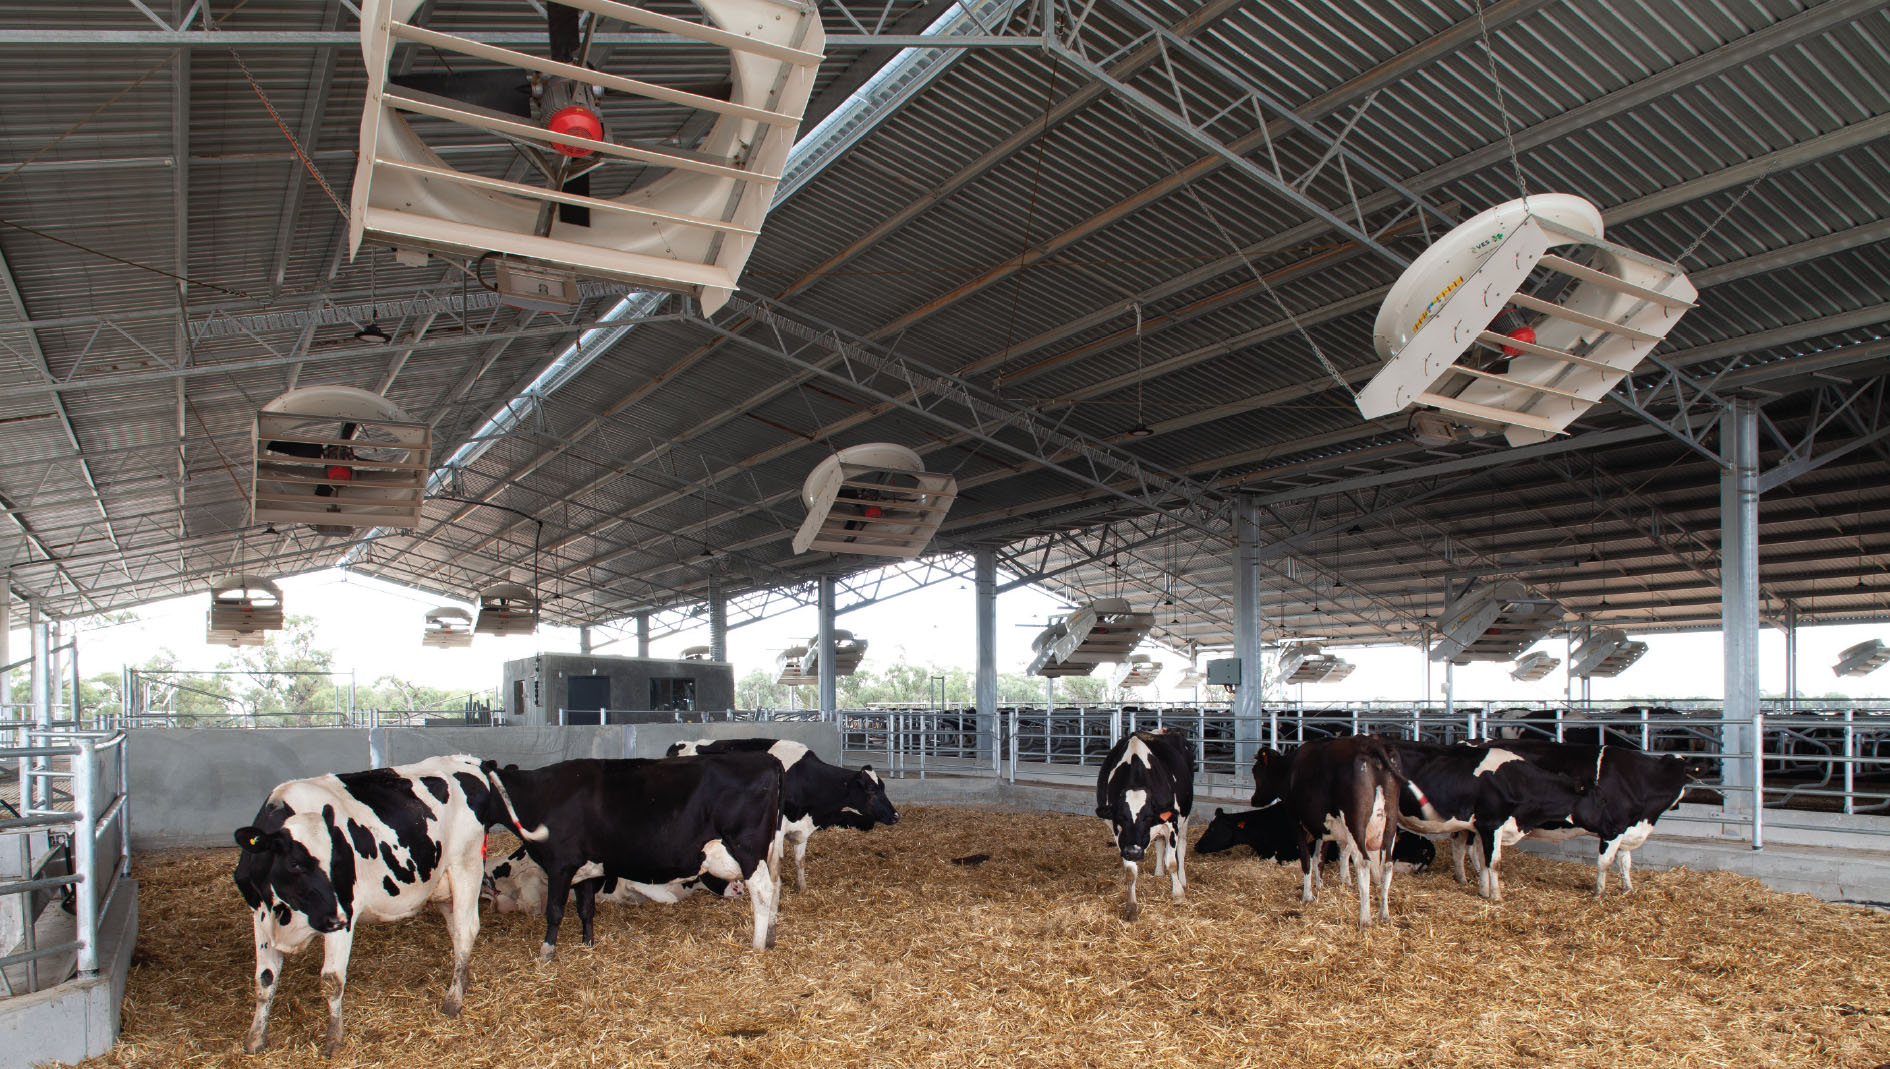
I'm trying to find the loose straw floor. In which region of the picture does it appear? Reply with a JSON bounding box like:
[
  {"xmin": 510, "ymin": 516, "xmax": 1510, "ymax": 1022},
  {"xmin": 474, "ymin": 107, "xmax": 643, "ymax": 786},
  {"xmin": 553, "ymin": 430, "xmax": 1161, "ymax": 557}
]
[{"xmin": 90, "ymin": 805, "xmax": 1890, "ymax": 1067}]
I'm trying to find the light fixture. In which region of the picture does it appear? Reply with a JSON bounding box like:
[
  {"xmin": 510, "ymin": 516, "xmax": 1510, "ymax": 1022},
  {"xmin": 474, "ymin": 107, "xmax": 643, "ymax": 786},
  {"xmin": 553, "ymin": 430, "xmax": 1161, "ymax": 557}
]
[
  {"xmin": 354, "ymin": 323, "xmax": 392, "ymax": 344},
  {"xmin": 1127, "ymin": 423, "xmax": 1154, "ymax": 438}
]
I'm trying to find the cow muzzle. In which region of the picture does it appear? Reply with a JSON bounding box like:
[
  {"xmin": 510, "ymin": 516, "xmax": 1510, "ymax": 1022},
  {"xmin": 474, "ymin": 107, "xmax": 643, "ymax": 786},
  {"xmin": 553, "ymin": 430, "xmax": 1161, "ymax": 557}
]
[
  {"xmin": 312, "ymin": 914, "xmax": 347, "ymax": 934},
  {"xmin": 1119, "ymin": 844, "xmax": 1145, "ymax": 862}
]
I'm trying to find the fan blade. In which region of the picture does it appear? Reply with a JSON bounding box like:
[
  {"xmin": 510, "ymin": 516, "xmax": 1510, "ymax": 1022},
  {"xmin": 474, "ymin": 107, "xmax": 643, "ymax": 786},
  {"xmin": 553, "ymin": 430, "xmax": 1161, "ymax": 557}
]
[
  {"xmin": 389, "ymin": 70, "xmax": 532, "ymax": 117},
  {"xmin": 559, "ymin": 168, "xmax": 591, "ymax": 228}
]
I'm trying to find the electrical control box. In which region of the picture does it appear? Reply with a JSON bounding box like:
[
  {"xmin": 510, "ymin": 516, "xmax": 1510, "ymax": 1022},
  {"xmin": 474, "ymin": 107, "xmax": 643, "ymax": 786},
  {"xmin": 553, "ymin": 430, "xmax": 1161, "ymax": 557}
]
[{"xmin": 1205, "ymin": 658, "xmax": 1240, "ymax": 686}]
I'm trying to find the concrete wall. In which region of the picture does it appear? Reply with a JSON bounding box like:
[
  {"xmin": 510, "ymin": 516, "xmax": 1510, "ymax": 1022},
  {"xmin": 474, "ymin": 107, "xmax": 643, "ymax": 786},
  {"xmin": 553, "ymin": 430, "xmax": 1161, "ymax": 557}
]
[
  {"xmin": 499, "ymin": 654, "xmax": 736, "ymax": 724},
  {"xmin": 127, "ymin": 723, "xmax": 840, "ymax": 850},
  {"xmin": 127, "ymin": 729, "xmax": 368, "ymax": 850}
]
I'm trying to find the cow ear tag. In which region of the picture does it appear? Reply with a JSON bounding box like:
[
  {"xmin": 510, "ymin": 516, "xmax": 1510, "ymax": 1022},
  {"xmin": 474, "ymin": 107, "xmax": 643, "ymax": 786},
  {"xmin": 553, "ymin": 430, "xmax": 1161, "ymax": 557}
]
[
  {"xmin": 1159, "ymin": 811, "xmax": 1173, "ymax": 821},
  {"xmin": 482, "ymin": 833, "xmax": 489, "ymax": 859}
]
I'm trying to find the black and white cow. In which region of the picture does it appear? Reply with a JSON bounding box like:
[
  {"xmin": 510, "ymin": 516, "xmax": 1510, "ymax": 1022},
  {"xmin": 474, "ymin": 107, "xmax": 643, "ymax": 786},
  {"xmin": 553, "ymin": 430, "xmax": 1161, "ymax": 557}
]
[
  {"xmin": 482, "ymin": 753, "xmax": 784, "ymax": 960},
  {"xmin": 1250, "ymin": 735, "xmax": 1403, "ymax": 927},
  {"xmin": 1494, "ymin": 740, "xmax": 1712, "ymax": 896},
  {"xmin": 1384, "ymin": 740, "xmax": 1587, "ymax": 901},
  {"xmin": 232, "ymin": 754, "xmax": 491, "ymax": 1055},
  {"xmin": 1195, "ymin": 804, "xmax": 1436, "ymax": 874},
  {"xmin": 1094, "ymin": 729, "xmax": 1194, "ymax": 921},
  {"xmin": 664, "ymin": 737, "xmax": 899, "ymax": 892},
  {"xmin": 482, "ymin": 843, "xmax": 744, "ymax": 913}
]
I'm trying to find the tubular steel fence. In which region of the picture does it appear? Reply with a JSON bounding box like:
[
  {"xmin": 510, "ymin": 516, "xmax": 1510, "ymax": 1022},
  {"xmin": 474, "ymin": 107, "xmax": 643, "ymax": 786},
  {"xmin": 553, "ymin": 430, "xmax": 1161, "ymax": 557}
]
[
  {"xmin": 838, "ymin": 701, "xmax": 1890, "ymax": 850},
  {"xmin": 0, "ymin": 724, "xmax": 130, "ymax": 996}
]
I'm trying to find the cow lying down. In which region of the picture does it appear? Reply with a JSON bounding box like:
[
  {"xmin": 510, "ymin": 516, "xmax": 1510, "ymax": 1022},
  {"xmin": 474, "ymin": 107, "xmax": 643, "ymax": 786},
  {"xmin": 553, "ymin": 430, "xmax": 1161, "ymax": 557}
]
[
  {"xmin": 483, "ymin": 843, "xmax": 745, "ymax": 913},
  {"xmin": 1195, "ymin": 804, "xmax": 1437, "ymax": 875}
]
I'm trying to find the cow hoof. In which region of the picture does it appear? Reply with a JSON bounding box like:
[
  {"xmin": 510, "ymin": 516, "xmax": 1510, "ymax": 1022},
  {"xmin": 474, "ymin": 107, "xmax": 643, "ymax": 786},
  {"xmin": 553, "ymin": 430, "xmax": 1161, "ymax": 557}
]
[
  {"xmin": 1120, "ymin": 903, "xmax": 1138, "ymax": 922},
  {"xmin": 321, "ymin": 1030, "xmax": 344, "ymax": 1057},
  {"xmin": 242, "ymin": 1034, "xmax": 266, "ymax": 1055},
  {"xmin": 538, "ymin": 943, "xmax": 557, "ymax": 963},
  {"xmin": 440, "ymin": 998, "xmax": 462, "ymax": 1018}
]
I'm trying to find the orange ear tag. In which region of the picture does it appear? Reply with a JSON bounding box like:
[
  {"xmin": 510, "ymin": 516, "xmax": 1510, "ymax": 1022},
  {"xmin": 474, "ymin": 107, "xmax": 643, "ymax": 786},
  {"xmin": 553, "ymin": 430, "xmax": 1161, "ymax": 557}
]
[
  {"xmin": 481, "ymin": 833, "xmax": 489, "ymax": 859},
  {"xmin": 1159, "ymin": 811, "xmax": 1173, "ymax": 821}
]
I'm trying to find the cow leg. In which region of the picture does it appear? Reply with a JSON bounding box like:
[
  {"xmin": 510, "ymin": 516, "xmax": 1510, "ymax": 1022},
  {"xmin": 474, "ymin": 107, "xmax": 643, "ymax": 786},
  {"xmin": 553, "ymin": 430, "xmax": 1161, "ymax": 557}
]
[
  {"xmin": 788, "ymin": 825, "xmax": 809, "ymax": 894},
  {"xmin": 1297, "ymin": 832, "xmax": 1316, "ymax": 904},
  {"xmin": 1473, "ymin": 826, "xmax": 1502, "ymax": 901},
  {"xmin": 243, "ymin": 912, "xmax": 283, "ymax": 1054},
  {"xmin": 1151, "ymin": 827, "xmax": 1170, "ymax": 878},
  {"xmin": 1451, "ymin": 834, "xmax": 1469, "ymax": 883},
  {"xmin": 1169, "ymin": 816, "xmax": 1188, "ymax": 903},
  {"xmin": 1120, "ymin": 859, "xmax": 1140, "ymax": 921},
  {"xmin": 441, "ymin": 876, "xmax": 480, "ymax": 1018},
  {"xmin": 573, "ymin": 878, "xmax": 600, "ymax": 945},
  {"xmin": 1616, "ymin": 849, "xmax": 1634, "ymax": 893},
  {"xmin": 746, "ymin": 853, "xmax": 781, "ymax": 951},
  {"xmin": 539, "ymin": 866, "xmax": 576, "ymax": 962},
  {"xmin": 1595, "ymin": 836, "xmax": 1625, "ymax": 897},
  {"xmin": 1335, "ymin": 840, "xmax": 1349, "ymax": 889},
  {"xmin": 1377, "ymin": 852, "xmax": 1394, "ymax": 924},
  {"xmin": 318, "ymin": 927, "xmax": 355, "ymax": 1056}
]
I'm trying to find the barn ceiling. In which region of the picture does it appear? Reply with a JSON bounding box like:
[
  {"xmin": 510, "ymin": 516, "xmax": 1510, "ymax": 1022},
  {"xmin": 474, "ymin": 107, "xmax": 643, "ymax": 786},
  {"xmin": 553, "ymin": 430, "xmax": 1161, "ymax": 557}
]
[{"xmin": 2, "ymin": 0, "xmax": 1888, "ymax": 653}]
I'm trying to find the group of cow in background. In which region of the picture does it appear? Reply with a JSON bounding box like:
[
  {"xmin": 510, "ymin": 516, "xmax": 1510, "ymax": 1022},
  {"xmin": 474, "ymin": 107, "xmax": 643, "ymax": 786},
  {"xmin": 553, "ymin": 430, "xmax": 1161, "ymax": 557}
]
[
  {"xmin": 1096, "ymin": 728, "xmax": 1714, "ymax": 928},
  {"xmin": 231, "ymin": 739, "xmax": 898, "ymax": 1055}
]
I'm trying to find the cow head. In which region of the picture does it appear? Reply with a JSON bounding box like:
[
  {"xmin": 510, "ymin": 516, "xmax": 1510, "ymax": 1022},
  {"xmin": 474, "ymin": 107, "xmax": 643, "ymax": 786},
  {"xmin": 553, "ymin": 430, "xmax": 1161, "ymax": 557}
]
[
  {"xmin": 234, "ymin": 813, "xmax": 350, "ymax": 939},
  {"xmin": 1249, "ymin": 747, "xmax": 1292, "ymax": 807},
  {"xmin": 1193, "ymin": 807, "xmax": 1241, "ymax": 855},
  {"xmin": 481, "ymin": 845, "xmax": 547, "ymax": 914},
  {"xmin": 1095, "ymin": 787, "xmax": 1170, "ymax": 862},
  {"xmin": 835, "ymin": 765, "xmax": 900, "ymax": 830}
]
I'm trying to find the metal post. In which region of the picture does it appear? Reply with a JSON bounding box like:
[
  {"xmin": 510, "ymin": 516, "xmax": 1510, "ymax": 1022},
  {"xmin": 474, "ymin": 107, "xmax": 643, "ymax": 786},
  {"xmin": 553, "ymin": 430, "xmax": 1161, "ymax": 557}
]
[
  {"xmin": 0, "ymin": 575, "xmax": 9, "ymax": 715},
  {"xmin": 1721, "ymin": 398, "xmax": 1761, "ymax": 839},
  {"xmin": 1233, "ymin": 496, "xmax": 1263, "ymax": 768},
  {"xmin": 68, "ymin": 624, "xmax": 81, "ymax": 725},
  {"xmin": 974, "ymin": 547, "xmax": 997, "ymax": 765},
  {"xmin": 1007, "ymin": 705, "xmax": 1018, "ymax": 784},
  {"xmin": 636, "ymin": 613, "xmax": 651, "ymax": 658},
  {"xmin": 1444, "ymin": 659, "xmax": 1455, "ymax": 724},
  {"xmin": 29, "ymin": 603, "xmax": 51, "ymax": 808},
  {"xmin": 579, "ymin": 625, "xmax": 592, "ymax": 655},
  {"xmin": 1783, "ymin": 602, "xmax": 1797, "ymax": 710},
  {"xmin": 72, "ymin": 738, "xmax": 99, "ymax": 975},
  {"xmin": 709, "ymin": 583, "xmax": 728, "ymax": 663},
  {"xmin": 817, "ymin": 576, "xmax": 837, "ymax": 719},
  {"xmin": 1843, "ymin": 706, "xmax": 1855, "ymax": 816},
  {"xmin": 1640, "ymin": 705, "xmax": 1650, "ymax": 751},
  {"xmin": 347, "ymin": 670, "xmax": 356, "ymax": 728}
]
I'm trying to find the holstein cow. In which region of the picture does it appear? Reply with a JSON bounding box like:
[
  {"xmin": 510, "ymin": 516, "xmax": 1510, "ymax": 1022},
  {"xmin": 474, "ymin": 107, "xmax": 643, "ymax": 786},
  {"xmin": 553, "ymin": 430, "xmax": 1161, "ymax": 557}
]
[
  {"xmin": 1250, "ymin": 736, "xmax": 1402, "ymax": 927},
  {"xmin": 482, "ymin": 843, "xmax": 745, "ymax": 913},
  {"xmin": 1094, "ymin": 729, "xmax": 1194, "ymax": 921},
  {"xmin": 482, "ymin": 753, "xmax": 785, "ymax": 960},
  {"xmin": 1385, "ymin": 740, "xmax": 1587, "ymax": 901},
  {"xmin": 1195, "ymin": 804, "xmax": 1437, "ymax": 874},
  {"xmin": 1494, "ymin": 740, "xmax": 1713, "ymax": 896},
  {"xmin": 232, "ymin": 754, "xmax": 491, "ymax": 1055},
  {"xmin": 664, "ymin": 737, "xmax": 899, "ymax": 891}
]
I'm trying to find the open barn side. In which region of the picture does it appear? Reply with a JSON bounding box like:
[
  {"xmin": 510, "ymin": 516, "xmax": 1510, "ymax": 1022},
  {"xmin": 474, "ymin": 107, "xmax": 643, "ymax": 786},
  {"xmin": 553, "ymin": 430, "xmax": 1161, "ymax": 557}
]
[{"xmin": 99, "ymin": 806, "xmax": 1890, "ymax": 1068}]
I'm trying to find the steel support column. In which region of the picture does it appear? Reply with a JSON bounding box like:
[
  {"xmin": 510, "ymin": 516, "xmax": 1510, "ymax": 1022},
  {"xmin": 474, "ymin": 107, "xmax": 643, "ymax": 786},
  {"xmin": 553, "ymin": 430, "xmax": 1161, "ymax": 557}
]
[
  {"xmin": 636, "ymin": 613, "xmax": 651, "ymax": 658},
  {"xmin": 709, "ymin": 586, "xmax": 728, "ymax": 663},
  {"xmin": 817, "ymin": 577, "xmax": 838, "ymax": 718},
  {"xmin": 1721, "ymin": 399, "xmax": 1761, "ymax": 837},
  {"xmin": 975, "ymin": 547, "xmax": 997, "ymax": 762},
  {"xmin": 1783, "ymin": 602, "xmax": 1798, "ymax": 709},
  {"xmin": 1233, "ymin": 497, "xmax": 1263, "ymax": 764},
  {"xmin": 0, "ymin": 576, "xmax": 9, "ymax": 712},
  {"xmin": 29, "ymin": 602, "xmax": 51, "ymax": 807},
  {"xmin": 579, "ymin": 626, "xmax": 592, "ymax": 655}
]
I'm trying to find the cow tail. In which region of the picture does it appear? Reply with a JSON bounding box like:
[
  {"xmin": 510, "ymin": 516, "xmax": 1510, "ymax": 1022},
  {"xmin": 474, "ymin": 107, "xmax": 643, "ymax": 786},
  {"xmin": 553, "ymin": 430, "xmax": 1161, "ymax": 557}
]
[{"xmin": 484, "ymin": 768, "xmax": 549, "ymax": 841}]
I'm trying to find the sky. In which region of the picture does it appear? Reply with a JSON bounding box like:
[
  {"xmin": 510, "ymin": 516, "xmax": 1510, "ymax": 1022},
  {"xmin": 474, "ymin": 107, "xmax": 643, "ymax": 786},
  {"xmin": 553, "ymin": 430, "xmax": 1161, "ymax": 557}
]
[{"xmin": 10, "ymin": 565, "xmax": 1890, "ymax": 706}]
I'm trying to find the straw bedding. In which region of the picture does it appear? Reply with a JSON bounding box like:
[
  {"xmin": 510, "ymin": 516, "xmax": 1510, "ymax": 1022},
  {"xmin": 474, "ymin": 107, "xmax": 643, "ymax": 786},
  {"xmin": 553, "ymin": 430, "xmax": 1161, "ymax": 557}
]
[{"xmin": 90, "ymin": 804, "xmax": 1890, "ymax": 1068}]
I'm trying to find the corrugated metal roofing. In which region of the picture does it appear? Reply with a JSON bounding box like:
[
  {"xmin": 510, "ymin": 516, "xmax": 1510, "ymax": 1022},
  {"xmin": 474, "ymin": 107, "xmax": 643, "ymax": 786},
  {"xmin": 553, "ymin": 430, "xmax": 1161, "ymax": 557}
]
[{"xmin": 0, "ymin": 0, "xmax": 1886, "ymax": 654}]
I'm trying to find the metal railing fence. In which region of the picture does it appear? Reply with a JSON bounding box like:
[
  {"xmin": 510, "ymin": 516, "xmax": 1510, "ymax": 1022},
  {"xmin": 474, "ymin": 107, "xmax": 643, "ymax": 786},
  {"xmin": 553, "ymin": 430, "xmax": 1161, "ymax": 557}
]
[
  {"xmin": 0, "ymin": 724, "xmax": 130, "ymax": 996},
  {"xmin": 836, "ymin": 703, "xmax": 1890, "ymax": 851}
]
